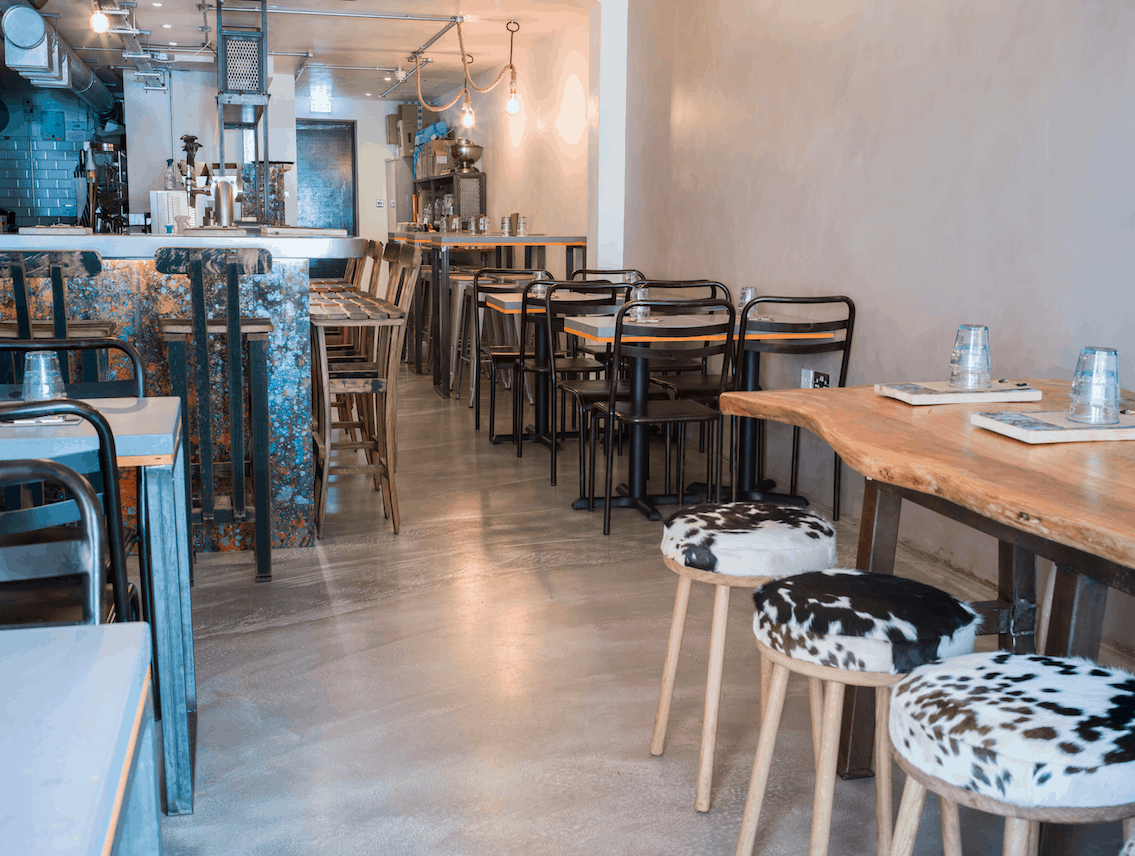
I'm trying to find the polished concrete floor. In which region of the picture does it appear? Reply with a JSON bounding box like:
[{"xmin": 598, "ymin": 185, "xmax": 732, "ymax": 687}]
[{"xmin": 161, "ymin": 369, "xmax": 1126, "ymax": 855}]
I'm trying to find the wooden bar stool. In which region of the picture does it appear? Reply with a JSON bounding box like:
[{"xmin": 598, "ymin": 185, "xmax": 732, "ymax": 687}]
[
  {"xmin": 653, "ymin": 501, "xmax": 838, "ymax": 812},
  {"xmin": 889, "ymin": 651, "xmax": 1135, "ymax": 856},
  {"xmin": 309, "ymin": 242, "xmax": 422, "ymax": 536},
  {"xmin": 0, "ymin": 250, "xmax": 113, "ymax": 385},
  {"xmin": 735, "ymin": 569, "xmax": 982, "ymax": 856},
  {"xmin": 157, "ymin": 247, "xmax": 273, "ymax": 582}
]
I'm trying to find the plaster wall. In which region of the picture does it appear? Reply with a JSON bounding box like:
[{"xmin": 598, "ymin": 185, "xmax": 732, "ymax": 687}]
[
  {"xmin": 437, "ymin": 13, "xmax": 589, "ymax": 258},
  {"xmin": 624, "ymin": 0, "xmax": 1135, "ymax": 660}
]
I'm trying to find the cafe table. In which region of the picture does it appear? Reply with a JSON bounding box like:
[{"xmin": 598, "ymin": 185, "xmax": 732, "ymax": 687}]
[
  {"xmin": 0, "ymin": 396, "xmax": 196, "ymax": 815},
  {"xmin": 718, "ymin": 378, "xmax": 1135, "ymax": 855},
  {"xmin": 389, "ymin": 231, "xmax": 587, "ymax": 398},
  {"xmin": 0, "ymin": 623, "xmax": 162, "ymax": 854},
  {"xmin": 565, "ymin": 312, "xmax": 833, "ymax": 517}
]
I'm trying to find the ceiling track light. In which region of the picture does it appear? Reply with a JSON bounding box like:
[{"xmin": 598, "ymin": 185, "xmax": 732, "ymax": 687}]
[{"xmin": 412, "ymin": 20, "xmax": 522, "ymax": 129}]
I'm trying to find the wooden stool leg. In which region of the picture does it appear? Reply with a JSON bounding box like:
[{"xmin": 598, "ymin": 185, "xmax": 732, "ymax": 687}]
[
  {"xmin": 1003, "ymin": 817, "xmax": 1032, "ymax": 856},
  {"xmin": 890, "ymin": 776, "xmax": 928, "ymax": 856},
  {"xmin": 940, "ymin": 797, "xmax": 962, "ymax": 856},
  {"xmin": 735, "ymin": 661, "xmax": 790, "ymax": 856},
  {"xmin": 759, "ymin": 653, "xmax": 772, "ymax": 723},
  {"xmin": 1026, "ymin": 820, "xmax": 1041, "ymax": 856},
  {"xmin": 874, "ymin": 685, "xmax": 893, "ymax": 856},
  {"xmin": 651, "ymin": 575, "xmax": 693, "ymax": 757},
  {"xmin": 809, "ymin": 679, "xmax": 847, "ymax": 856},
  {"xmin": 1123, "ymin": 816, "xmax": 1135, "ymax": 844},
  {"xmin": 696, "ymin": 583, "xmax": 731, "ymax": 812},
  {"xmin": 809, "ymin": 676, "xmax": 824, "ymax": 768}
]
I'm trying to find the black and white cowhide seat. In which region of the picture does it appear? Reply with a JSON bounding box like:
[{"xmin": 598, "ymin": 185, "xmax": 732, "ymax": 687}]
[
  {"xmin": 737, "ymin": 569, "xmax": 982, "ymax": 856},
  {"xmin": 888, "ymin": 651, "xmax": 1135, "ymax": 856},
  {"xmin": 661, "ymin": 501, "xmax": 836, "ymax": 577},
  {"xmin": 752, "ymin": 568, "xmax": 981, "ymax": 674},
  {"xmin": 652, "ymin": 502, "xmax": 836, "ymax": 813}
]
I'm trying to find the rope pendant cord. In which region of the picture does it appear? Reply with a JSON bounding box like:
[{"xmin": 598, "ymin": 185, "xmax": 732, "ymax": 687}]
[{"xmin": 413, "ymin": 20, "xmax": 518, "ymax": 112}]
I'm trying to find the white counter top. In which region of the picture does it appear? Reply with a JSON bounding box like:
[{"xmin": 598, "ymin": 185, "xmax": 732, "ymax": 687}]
[{"xmin": 0, "ymin": 233, "xmax": 366, "ymax": 260}]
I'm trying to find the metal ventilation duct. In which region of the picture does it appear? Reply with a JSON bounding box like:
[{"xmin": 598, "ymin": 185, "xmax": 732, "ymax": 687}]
[{"xmin": 1, "ymin": 5, "xmax": 116, "ymax": 116}]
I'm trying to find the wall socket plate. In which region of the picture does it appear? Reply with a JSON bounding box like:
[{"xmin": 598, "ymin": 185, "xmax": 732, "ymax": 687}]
[
  {"xmin": 375, "ymin": 199, "xmax": 384, "ymax": 207},
  {"xmin": 801, "ymin": 369, "xmax": 831, "ymax": 389}
]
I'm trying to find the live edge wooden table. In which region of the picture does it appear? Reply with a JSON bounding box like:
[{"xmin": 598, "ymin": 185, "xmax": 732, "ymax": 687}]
[
  {"xmin": 0, "ymin": 396, "xmax": 196, "ymax": 815},
  {"xmin": 719, "ymin": 378, "xmax": 1135, "ymax": 855}
]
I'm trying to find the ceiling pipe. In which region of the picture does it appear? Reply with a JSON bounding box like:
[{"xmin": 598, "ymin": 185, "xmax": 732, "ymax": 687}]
[
  {"xmin": 208, "ymin": 5, "xmax": 459, "ymax": 24},
  {"xmin": 1, "ymin": 5, "xmax": 116, "ymax": 116}
]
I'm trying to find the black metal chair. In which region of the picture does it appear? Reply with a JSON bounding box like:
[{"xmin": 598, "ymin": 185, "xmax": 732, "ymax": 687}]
[
  {"xmin": 0, "ymin": 458, "xmax": 106, "ymax": 626},
  {"xmin": 470, "ymin": 268, "xmax": 548, "ymax": 441},
  {"xmin": 545, "ymin": 281, "xmax": 671, "ymax": 499},
  {"xmin": 0, "ymin": 399, "xmax": 131, "ymax": 626},
  {"xmin": 732, "ymin": 295, "xmax": 855, "ymax": 519},
  {"xmin": 592, "ymin": 298, "xmax": 736, "ymax": 534},
  {"xmin": 513, "ymin": 279, "xmax": 607, "ymax": 461},
  {"xmin": 157, "ymin": 247, "xmax": 274, "ymax": 581}
]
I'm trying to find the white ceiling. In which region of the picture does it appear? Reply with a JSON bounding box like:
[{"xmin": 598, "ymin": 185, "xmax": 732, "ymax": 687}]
[{"xmin": 38, "ymin": 0, "xmax": 591, "ymax": 101}]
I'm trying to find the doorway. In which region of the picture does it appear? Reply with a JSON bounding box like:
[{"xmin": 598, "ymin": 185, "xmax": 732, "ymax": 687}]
[{"xmin": 296, "ymin": 119, "xmax": 357, "ymax": 278}]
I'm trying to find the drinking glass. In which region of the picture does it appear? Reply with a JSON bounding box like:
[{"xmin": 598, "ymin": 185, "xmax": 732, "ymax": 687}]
[
  {"xmin": 500, "ymin": 216, "xmax": 511, "ymax": 236},
  {"xmin": 948, "ymin": 324, "xmax": 991, "ymax": 389},
  {"xmin": 516, "ymin": 216, "xmax": 528, "ymax": 237},
  {"xmin": 628, "ymin": 286, "xmax": 650, "ymax": 321},
  {"xmin": 530, "ymin": 281, "xmax": 548, "ymax": 300},
  {"xmin": 738, "ymin": 286, "xmax": 759, "ymax": 312},
  {"xmin": 1068, "ymin": 346, "xmax": 1120, "ymax": 424},
  {"xmin": 22, "ymin": 352, "xmax": 65, "ymax": 401}
]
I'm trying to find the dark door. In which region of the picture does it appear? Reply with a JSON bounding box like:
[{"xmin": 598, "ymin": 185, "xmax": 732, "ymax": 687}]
[{"xmin": 296, "ymin": 120, "xmax": 356, "ymax": 278}]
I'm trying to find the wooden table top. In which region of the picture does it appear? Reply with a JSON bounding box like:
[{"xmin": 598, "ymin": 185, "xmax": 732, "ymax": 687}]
[
  {"xmin": 718, "ymin": 379, "xmax": 1135, "ymax": 570},
  {"xmin": 486, "ymin": 290, "xmax": 609, "ymax": 314},
  {"xmin": 565, "ymin": 312, "xmax": 836, "ymax": 344}
]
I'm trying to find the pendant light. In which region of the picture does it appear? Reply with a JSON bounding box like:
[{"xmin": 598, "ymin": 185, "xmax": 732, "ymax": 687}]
[{"xmin": 413, "ymin": 21, "xmax": 522, "ymax": 125}]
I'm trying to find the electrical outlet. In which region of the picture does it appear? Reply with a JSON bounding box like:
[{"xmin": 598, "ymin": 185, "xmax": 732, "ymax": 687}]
[
  {"xmin": 375, "ymin": 199, "xmax": 384, "ymax": 207},
  {"xmin": 801, "ymin": 369, "xmax": 831, "ymax": 389}
]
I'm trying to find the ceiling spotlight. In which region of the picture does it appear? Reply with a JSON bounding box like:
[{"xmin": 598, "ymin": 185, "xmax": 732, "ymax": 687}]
[
  {"xmin": 395, "ymin": 67, "xmax": 407, "ymax": 82},
  {"xmin": 153, "ymin": 2, "xmax": 163, "ymax": 5},
  {"xmin": 384, "ymin": 76, "xmax": 392, "ymax": 81},
  {"xmin": 365, "ymin": 92, "xmax": 371, "ymax": 97},
  {"xmin": 162, "ymin": 23, "xmax": 171, "ymax": 28},
  {"xmin": 90, "ymin": 10, "xmax": 110, "ymax": 33},
  {"xmin": 169, "ymin": 41, "xmax": 178, "ymax": 46}
]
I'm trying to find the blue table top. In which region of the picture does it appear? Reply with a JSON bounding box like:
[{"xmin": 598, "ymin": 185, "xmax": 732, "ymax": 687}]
[
  {"xmin": 0, "ymin": 623, "xmax": 152, "ymax": 855},
  {"xmin": 0, "ymin": 397, "xmax": 181, "ymax": 462}
]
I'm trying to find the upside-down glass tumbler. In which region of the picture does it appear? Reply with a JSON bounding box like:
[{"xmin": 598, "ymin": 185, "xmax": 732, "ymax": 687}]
[{"xmin": 1068, "ymin": 346, "xmax": 1120, "ymax": 424}]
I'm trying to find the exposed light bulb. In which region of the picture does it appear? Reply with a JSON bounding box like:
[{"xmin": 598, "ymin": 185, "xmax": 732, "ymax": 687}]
[
  {"xmin": 90, "ymin": 10, "xmax": 110, "ymax": 33},
  {"xmin": 461, "ymin": 91, "xmax": 475, "ymax": 128},
  {"xmin": 505, "ymin": 90, "xmax": 521, "ymax": 116}
]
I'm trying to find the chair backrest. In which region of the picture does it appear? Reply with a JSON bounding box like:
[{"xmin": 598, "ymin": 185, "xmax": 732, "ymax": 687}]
[
  {"xmin": 541, "ymin": 281, "xmax": 627, "ymax": 375},
  {"xmin": 570, "ymin": 268, "xmax": 644, "ymax": 284},
  {"xmin": 734, "ymin": 295, "xmax": 855, "ymax": 391},
  {"xmin": 0, "ymin": 458, "xmax": 105, "ymax": 625},
  {"xmin": 382, "ymin": 241, "xmax": 408, "ymax": 302},
  {"xmin": 608, "ymin": 298, "xmax": 736, "ymax": 408},
  {"xmin": 387, "ymin": 242, "xmax": 422, "ymax": 309},
  {"xmin": 361, "ymin": 240, "xmax": 385, "ymax": 296},
  {"xmin": 0, "ymin": 337, "xmax": 144, "ymax": 401},
  {"xmin": 472, "ymin": 268, "xmax": 548, "ymax": 357},
  {"xmin": 636, "ymin": 279, "xmax": 730, "ymax": 302},
  {"xmin": 0, "ymin": 399, "xmax": 128, "ymax": 622}
]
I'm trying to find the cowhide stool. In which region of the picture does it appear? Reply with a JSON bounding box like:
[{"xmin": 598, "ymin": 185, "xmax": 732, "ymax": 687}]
[
  {"xmin": 888, "ymin": 651, "xmax": 1135, "ymax": 856},
  {"xmin": 736, "ymin": 569, "xmax": 982, "ymax": 856},
  {"xmin": 652, "ymin": 501, "xmax": 837, "ymax": 813}
]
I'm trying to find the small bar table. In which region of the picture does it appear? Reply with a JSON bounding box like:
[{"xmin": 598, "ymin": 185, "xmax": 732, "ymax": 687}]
[{"xmin": 0, "ymin": 396, "xmax": 196, "ymax": 815}]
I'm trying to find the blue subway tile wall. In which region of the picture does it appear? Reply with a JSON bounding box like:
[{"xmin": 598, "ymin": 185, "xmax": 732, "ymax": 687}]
[{"xmin": 0, "ymin": 137, "xmax": 84, "ymax": 226}]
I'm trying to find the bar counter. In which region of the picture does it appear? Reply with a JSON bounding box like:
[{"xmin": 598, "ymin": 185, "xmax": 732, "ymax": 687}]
[{"xmin": 0, "ymin": 232, "xmax": 366, "ymax": 550}]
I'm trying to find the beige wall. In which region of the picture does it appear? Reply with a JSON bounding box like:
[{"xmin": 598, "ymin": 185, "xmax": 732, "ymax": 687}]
[
  {"xmin": 437, "ymin": 13, "xmax": 590, "ymax": 251},
  {"xmin": 623, "ymin": 0, "xmax": 1135, "ymax": 661}
]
